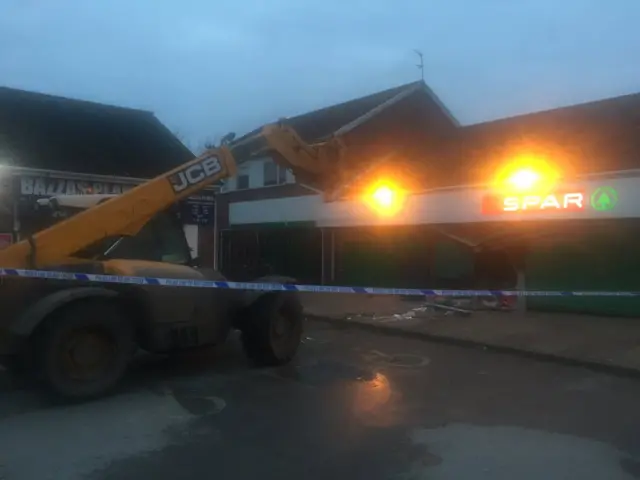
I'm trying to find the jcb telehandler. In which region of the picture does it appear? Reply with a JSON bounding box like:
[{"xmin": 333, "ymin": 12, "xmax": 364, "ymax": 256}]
[{"xmin": 0, "ymin": 124, "xmax": 333, "ymax": 401}]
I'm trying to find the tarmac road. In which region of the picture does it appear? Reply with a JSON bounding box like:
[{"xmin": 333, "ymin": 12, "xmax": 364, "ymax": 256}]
[{"xmin": 0, "ymin": 320, "xmax": 639, "ymax": 480}]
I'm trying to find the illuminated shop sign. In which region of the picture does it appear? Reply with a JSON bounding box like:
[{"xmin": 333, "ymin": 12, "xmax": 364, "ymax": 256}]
[
  {"xmin": 482, "ymin": 191, "xmax": 585, "ymax": 215},
  {"xmin": 482, "ymin": 186, "xmax": 619, "ymax": 215},
  {"xmin": 590, "ymin": 186, "xmax": 618, "ymax": 212}
]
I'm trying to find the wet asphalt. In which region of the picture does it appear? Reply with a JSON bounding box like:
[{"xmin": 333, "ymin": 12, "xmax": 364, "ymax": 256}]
[{"xmin": 0, "ymin": 320, "xmax": 639, "ymax": 480}]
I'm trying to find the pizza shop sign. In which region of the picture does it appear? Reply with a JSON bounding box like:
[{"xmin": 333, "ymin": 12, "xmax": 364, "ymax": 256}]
[
  {"xmin": 17, "ymin": 174, "xmax": 216, "ymax": 226},
  {"xmin": 18, "ymin": 175, "xmax": 135, "ymax": 198}
]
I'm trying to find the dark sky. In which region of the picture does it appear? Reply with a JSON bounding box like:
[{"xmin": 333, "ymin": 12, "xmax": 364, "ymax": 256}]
[{"xmin": 1, "ymin": 0, "xmax": 639, "ymax": 150}]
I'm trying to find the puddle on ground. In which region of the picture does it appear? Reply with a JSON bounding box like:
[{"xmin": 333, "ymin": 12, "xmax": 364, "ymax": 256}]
[
  {"xmin": 362, "ymin": 350, "xmax": 431, "ymax": 369},
  {"xmin": 169, "ymin": 391, "xmax": 226, "ymax": 416},
  {"xmin": 271, "ymin": 360, "xmax": 376, "ymax": 387},
  {"xmin": 404, "ymin": 423, "xmax": 639, "ymax": 480}
]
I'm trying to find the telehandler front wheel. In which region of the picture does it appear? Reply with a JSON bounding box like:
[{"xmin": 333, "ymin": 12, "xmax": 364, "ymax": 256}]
[
  {"xmin": 32, "ymin": 299, "xmax": 135, "ymax": 401},
  {"xmin": 240, "ymin": 293, "xmax": 303, "ymax": 366}
]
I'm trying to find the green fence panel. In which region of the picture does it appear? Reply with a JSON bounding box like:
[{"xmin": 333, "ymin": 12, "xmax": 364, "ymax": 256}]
[{"xmin": 526, "ymin": 229, "xmax": 640, "ymax": 316}]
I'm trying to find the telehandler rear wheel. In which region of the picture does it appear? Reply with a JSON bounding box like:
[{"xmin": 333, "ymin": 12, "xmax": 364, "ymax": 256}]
[
  {"xmin": 32, "ymin": 299, "xmax": 135, "ymax": 401},
  {"xmin": 240, "ymin": 293, "xmax": 303, "ymax": 366}
]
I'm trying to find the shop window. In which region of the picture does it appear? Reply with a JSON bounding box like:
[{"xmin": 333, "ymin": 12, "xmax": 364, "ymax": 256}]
[
  {"xmin": 278, "ymin": 165, "xmax": 287, "ymax": 184},
  {"xmin": 236, "ymin": 174, "xmax": 249, "ymax": 190},
  {"xmin": 263, "ymin": 160, "xmax": 287, "ymax": 186}
]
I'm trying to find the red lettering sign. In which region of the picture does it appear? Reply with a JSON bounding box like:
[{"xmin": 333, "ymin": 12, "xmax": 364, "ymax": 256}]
[{"xmin": 482, "ymin": 191, "xmax": 585, "ymax": 215}]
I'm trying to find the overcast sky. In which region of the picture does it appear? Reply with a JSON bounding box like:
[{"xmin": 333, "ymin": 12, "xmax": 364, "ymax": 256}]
[{"xmin": 1, "ymin": 0, "xmax": 639, "ymax": 150}]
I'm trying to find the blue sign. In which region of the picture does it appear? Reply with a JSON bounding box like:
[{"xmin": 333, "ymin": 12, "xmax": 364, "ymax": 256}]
[{"xmin": 178, "ymin": 194, "xmax": 216, "ymax": 226}]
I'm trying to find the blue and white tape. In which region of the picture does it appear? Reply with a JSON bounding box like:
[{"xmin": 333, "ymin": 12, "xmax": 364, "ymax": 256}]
[{"xmin": 0, "ymin": 267, "xmax": 638, "ymax": 298}]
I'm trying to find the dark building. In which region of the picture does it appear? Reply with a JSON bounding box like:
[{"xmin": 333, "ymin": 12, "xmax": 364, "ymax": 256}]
[
  {"xmin": 0, "ymin": 86, "xmax": 216, "ymax": 262},
  {"xmin": 451, "ymin": 91, "xmax": 640, "ymax": 182},
  {"xmin": 0, "ymin": 86, "xmax": 194, "ymax": 176}
]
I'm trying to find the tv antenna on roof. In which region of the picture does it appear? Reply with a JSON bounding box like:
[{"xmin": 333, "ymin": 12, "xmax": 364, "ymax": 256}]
[{"xmin": 414, "ymin": 50, "xmax": 424, "ymax": 81}]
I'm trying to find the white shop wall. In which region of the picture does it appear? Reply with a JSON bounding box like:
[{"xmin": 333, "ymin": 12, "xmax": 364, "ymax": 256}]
[
  {"xmin": 229, "ymin": 170, "xmax": 640, "ymax": 227},
  {"xmin": 223, "ymin": 157, "xmax": 295, "ymax": 192}
]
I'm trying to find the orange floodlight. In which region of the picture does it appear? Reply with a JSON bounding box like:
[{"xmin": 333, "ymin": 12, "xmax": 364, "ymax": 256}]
[
  {"xmin": 363, "ymin": 181, "xmax": 406, "ymax": 216},
  {"xmin": 494, "ymin": 155, "xmax": 561, "ymax": 195}
]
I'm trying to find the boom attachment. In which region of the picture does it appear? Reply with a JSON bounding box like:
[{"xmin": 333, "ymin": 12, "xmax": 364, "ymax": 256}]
[{"xmin": 230, "ymin": 123, "xmax": 351, "ymax": 199}]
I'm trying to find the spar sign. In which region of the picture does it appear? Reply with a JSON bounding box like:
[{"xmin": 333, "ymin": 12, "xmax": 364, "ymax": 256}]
[{"xmin": 482, "ymin": 186, "xmax": 619, "ymax": 215}]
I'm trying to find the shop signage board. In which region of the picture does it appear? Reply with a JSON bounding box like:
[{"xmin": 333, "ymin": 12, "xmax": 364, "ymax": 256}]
[
  {"xmin": 16, "ymin": 173, "xmax": 216, "ymax": 226},
  {"xmin": 481, "ymin": 186, "xmax": 620, "ymax": 216},
  {"xmin": 482, "ymin": 191, "xmax": 586, "ymax": 215},
  {"xmin": 18, "ymin": 175, "xmax": 135, "ymax": 197},
  {"xmin": 179, "ymin": 194, "xmax": 216, "ymax": 226}
]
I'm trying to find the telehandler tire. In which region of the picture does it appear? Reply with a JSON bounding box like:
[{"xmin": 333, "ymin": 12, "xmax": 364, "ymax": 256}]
[
  {"xmin": 240, "ymin": 293, "xmax": 303, "ymax": 366},
  {"xmin": 31, "ymin": 299, "xmax": 135, "ymax": 401}
]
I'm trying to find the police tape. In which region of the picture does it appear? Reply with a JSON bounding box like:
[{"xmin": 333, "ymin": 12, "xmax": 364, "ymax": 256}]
[{"xmin": 0, "ymin": 267, "xmax": 638, "ymax": 298}]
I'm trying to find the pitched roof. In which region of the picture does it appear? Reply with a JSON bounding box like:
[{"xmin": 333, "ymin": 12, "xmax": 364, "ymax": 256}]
[
  {"xmin": 451, "ymin": 91, "xmax": 640, "ymax": 181},
  {"xmin": 0, "ymin": 87, "xmax": 194, "ymax": 178},
  {"xmin": 281, "ymin": 80, "xmax": 458, "ymax": 143},
  {"xmin": 233, "ymin": 81, "xmax": 640, "ymax": 196},
  {"xmin": 232, "ymin": 80, "xmax": 458, "ymax": 150},
  {"xmin": 229, "ymin": 81, "xmax": 459, "ymax": 195}
]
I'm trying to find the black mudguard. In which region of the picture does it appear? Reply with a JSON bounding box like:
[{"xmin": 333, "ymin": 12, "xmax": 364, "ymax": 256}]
[
  {"xmin": 4, "ymin": 287, "xmax": 119, "ymax": 353},
  {"xmin": 241, "ymin": 275, "xmax": 299, "ymax": 308}
]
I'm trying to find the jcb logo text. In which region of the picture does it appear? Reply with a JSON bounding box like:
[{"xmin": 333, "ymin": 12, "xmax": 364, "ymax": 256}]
[{"xmin": 170, "ymin": 157, "xmax": 222, "ymax": 193}]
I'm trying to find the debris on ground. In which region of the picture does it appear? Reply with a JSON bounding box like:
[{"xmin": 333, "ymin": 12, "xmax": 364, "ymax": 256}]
[
  {"xmin": 430, "ymin": 294, "xmax": 515, "ymax": 312},
  {"xmin": 341, "ymin": 292, "xmax": 515, "ymax": 325},
  {"xmin": 422, "ymin": 301, "xmax": 472, "ymax": 316}
]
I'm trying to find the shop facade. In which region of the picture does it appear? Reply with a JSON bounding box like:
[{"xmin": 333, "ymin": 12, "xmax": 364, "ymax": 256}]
[
  {"xmin": 218, "ymin": 82, "xmax": 640, "ymax": 316},
  {"xmin": 217, "ymin": 79, "xmax": 458, "ymax": 282},
  {"xmin": 223, "ymin": 168, "xmax": 640, "ymax": 316}
]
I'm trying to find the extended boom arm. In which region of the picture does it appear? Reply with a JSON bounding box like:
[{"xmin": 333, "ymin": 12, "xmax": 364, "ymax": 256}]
[
  {"xmin": 0, "ymin": 121, "xmax": 355, "ymax": 271},
  {"xmin": 0, "ymin": 147, "xmax": 237, "ymax": 269}
]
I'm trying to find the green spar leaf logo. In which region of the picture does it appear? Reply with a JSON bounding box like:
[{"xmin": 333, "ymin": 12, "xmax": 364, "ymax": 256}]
[{"xmin": 590, "ymin": 186, "xmax": 619, "ymax": 211}]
